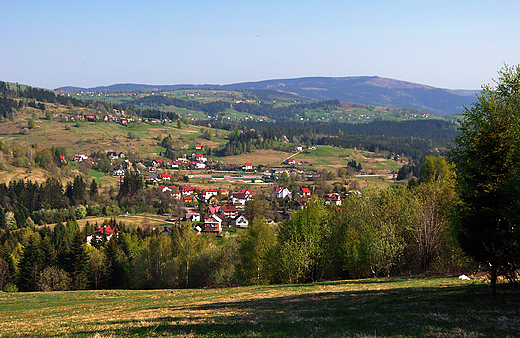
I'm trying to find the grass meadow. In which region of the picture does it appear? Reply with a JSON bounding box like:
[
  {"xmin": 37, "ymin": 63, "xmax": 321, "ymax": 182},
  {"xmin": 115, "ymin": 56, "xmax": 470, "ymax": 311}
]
[{"xmin": 1, "ymin": 277, "xmax": 518, "ymax": 337}]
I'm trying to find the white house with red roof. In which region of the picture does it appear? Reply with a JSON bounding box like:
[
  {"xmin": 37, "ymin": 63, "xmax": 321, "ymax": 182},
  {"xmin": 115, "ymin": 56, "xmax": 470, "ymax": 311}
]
[
  {"xmin": 301, "ymin": 187, "xmax": 311, "ymax": 197},
  {"xmin": 196, "ymin": 153, "xmax": 207, "ymax": 163},
  {"xmin": 157, "ymin": 185, "xmax": 171, "ymax": 193},
  {"xmin": 87, "ymin": 225, "xmax": 117, "ymax": 245},
  {"xmin": 160, "ymin": 173, "xmax": 171, "ymax": 181},
  {"xmin": 244, "ymin": 162, "xmax": 253, "ymax": 170},
  {"xmin": 274, "ymin": 187, "xmax": 291, "ymax": 199},
  {"xmin": 324, "ymin": 193, "xmax": 342, "ymax": 206},
  {"xmin": 180, "ymin": 185, "xmax": 195, "ymax": 195}
]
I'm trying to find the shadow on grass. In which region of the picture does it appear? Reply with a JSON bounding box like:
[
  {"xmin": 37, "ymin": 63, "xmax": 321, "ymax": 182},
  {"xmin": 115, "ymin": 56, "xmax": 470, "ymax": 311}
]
[{"xmin": 65, "ymin": 282, "xmax": 520, "ymax": 338}]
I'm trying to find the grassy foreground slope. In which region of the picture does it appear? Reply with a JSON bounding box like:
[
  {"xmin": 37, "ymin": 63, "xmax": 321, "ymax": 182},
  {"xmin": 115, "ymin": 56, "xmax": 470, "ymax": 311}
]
[{"xmin": 1, "ymin": 277, "xmax": 518, "ymax": 337}]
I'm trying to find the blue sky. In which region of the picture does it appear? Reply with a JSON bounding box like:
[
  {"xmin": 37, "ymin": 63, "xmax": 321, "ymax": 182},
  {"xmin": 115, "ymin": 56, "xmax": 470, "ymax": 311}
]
[{"xmin": 1, "ymin": 1, "xmax": 518, "ymax": 90}]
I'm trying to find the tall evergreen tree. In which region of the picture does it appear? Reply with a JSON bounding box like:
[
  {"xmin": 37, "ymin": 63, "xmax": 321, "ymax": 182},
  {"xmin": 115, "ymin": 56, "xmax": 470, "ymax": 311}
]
[{"xmin": 18, "ymin": 235, "xmax": 42, "ymax": 291}]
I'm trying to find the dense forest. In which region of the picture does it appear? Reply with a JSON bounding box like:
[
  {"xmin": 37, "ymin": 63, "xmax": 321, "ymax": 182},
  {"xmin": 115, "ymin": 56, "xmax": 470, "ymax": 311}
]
[{"xmin": 198, "ymin": 119, "xmax": 458, "ymax": 160}]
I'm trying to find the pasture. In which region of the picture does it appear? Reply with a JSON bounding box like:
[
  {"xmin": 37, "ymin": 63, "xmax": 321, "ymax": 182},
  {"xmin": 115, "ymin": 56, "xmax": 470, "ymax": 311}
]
[{"xmin": 1, "ymin": 277, "xmax": 518, "ymax": 337}]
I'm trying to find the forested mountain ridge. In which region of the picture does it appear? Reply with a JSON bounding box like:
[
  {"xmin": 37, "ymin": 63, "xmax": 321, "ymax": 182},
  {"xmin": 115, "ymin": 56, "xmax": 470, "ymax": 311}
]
[{"xmin": 56, "ymin": 76, "xmax": 479, "ymax": 115}]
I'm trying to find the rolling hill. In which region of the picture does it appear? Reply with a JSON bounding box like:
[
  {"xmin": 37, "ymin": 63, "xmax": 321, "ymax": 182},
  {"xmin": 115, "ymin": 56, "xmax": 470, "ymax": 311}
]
[{"xmin": 56, "ymin": 76, "xmax": 479, "ymax": 115}]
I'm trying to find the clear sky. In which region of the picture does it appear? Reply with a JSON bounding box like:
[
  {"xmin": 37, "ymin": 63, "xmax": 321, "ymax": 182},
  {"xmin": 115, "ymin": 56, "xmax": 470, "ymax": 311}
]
[{"xmin": 1, "ymin": 0, "xmax": 518, "ymax": 90}]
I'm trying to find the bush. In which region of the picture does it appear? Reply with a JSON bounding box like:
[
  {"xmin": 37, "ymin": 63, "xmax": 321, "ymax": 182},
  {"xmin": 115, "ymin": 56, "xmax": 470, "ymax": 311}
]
[
  {"xmin": 37, "ymin": 266, "xmax": 71, "ymax": 291},
  {"xmin": 3, "ymin": 283, "xmax": 18, "ymax": 293}
]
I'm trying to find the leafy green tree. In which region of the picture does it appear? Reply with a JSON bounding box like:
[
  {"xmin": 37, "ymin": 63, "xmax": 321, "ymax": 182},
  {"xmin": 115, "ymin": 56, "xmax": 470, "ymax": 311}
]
[
  {"xmin": 132, "ymin": 236, "xmax": 175, "ymax": 289},
  {"xmin": 237, "ymin": 219, "xmax": 276, "ymax": 285},
  {"xmin": 88, "ymin": 246, "xmax": 107, "ymax": 289},
  {"xmin": 275, "ymin": 197, "xmax": 331, "ymax": 283},
  {"xmin": 28, "ymin": 119, "xmax": 36, "ymax": 129},
  {"xmin": 420, "ymin": 156, "xmax": 453, "ymax": 183},
  {"xmin": 37, "ymin": 266, "xmax": 71, "ymax": 291},
  {"xmin": 447, "ymin": 64, "xmax": 520, "ymax": 294},
  {"xmin": 172, "ymin": 224, "xmax": 207, "ymax": 287}
]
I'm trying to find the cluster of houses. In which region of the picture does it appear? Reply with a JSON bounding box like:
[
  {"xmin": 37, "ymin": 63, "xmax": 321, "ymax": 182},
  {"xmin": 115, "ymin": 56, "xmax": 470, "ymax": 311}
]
[
  {"xmin": 274, "ymin": 186, "xmax": 343, "ymax": 207},
  {"xmin": 159, "ymin": 186, "xmax": 254, "ymax": 235},
  {"xmin": 172, "ymin": 149, "xmax": 208, "ymax": 170},
  {"xmin": 67, "ymin": 109, "xmax": 136, "ymax": 125}
]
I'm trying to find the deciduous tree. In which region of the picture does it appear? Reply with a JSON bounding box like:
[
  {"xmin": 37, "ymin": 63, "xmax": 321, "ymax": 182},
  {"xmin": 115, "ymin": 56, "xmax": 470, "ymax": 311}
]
[{"xmin": 448, "ymin": 64, "xmax": 520, "ymax": 295}]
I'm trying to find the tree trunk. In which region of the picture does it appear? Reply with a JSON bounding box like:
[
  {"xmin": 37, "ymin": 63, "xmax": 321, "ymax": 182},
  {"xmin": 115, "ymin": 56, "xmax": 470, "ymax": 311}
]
[{"xmin": 490, "ymin": 263, "xmax": 497, "ymax": 296}]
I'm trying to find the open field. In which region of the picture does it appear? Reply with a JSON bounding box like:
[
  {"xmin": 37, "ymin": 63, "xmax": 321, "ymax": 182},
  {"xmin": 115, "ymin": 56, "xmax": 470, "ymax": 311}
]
[{"xmin": 1, "ymin": 277, "xmax": 518, "ymax": 337}]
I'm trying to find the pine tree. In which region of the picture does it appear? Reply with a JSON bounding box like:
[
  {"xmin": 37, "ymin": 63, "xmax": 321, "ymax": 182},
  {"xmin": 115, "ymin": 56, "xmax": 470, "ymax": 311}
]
[{"xmin": 18, "ymin": 235, "xmax": 43, "ymax": 291}]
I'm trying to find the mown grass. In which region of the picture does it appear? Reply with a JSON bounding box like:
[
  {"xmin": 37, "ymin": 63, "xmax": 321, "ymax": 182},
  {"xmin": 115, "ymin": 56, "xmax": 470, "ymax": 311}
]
[{"xmin": 1, "ymin": 277, "xmax": 518, "ymax": 337}]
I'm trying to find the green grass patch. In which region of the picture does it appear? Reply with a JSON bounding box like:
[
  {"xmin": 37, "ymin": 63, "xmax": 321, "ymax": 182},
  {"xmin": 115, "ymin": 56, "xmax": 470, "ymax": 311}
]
[{"xmin": 1, "ymin": 277, "xmax": 518, "ymax": 337}]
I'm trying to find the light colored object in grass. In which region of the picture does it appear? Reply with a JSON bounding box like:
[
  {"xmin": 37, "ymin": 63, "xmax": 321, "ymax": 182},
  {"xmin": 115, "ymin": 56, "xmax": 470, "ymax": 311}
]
[{"xmin": 459, "ymin": 274, "xmax": 470, "ymax": 280}]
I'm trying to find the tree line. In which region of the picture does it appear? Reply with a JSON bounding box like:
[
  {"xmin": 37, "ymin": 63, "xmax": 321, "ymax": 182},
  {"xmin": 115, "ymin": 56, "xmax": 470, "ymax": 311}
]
[
  {"xmin": 0, "ymin": 169, "xmax": 469, "ymax": 292},
  {"xmin": 198, "ymin": 119, "xmax": 458, "ymax": 160}
]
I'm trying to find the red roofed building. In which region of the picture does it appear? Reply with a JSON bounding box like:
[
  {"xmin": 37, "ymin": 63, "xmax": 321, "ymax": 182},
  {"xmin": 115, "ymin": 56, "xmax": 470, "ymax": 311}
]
[
  {"xmin": 244, "ymin": 162, "xmax": 253, "ymax": 170},
  {"xmin": 222, "ymin": 205, "xmax": 239, "ymax": 219},
  {"xmin": 180, "ymin": 185, "xmax": 195, "ymax": 195},
  {"xmin": 160, "ymin": 173, "xmax": 171, "ymax": 180},
  {"xmin": 86, "ymin": 225, "xmax": 117, "ymax": 245},
  {"xmin": 301, "ymin": 187, "xmax": 311, "ymax": 197}
]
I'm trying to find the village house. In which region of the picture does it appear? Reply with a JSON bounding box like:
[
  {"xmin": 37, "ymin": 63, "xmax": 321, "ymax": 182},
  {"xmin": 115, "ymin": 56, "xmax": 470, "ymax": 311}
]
[
  {"xmin": 86, "ymin": 225, "xmax": 117, "ymax": 245},
  {"xmin": 196, "ymin": 153, "xmax": 207, "ymax": 163},
  {"xmin": 230, "ymin": 192, "xmax": 247, "ymax": 207},
  {"xmin": 235, "ymin": 214, "xmax": 249, "ymax": 228},
  {"xmin": 145, "ymin": 173, "xmax": 158, "ymax": 183},
  {"xmin": 203, "ymin": 214, "xmax": 222, "ymax": 233},
  {"xmin": 156, "ymin": 184, "xmax": 171, "ymax": 193},
  {"xmin": 242, "ymin": 189, "xmax": 253, "ymax": 198},
  {"xmin": 324, "ymin": 193, "xmax": 342, "ymax": 206},
  {"xmin": 186, "ymin": 211, "xmax": 201, "ymax": 222},
  {"xmin": 166, "ymin": 189, "xmax": 181, "ymax": 200},
  {"xmin": 208, "ymin": 203, "xmax": 224, "ymax": 217},
  {"xmin": 274, "ymin": 187, "xmax": 291, "ymax": 199},
  {"xmin": 180, "ymin": 185, "xmax": 195, "ymax": 196},
  {"xmin": 160, "ymin": 173, "xmax": 171, "ymax": 181},
  {"xmin": 222, "ymin": 205, "xmax": 239, "ymax": 219},
  {"xmin": 112, "ymin": 168, "xmax": 125, "ymax": 177},
  {"xmin": 219, "ymin": 189, "xmax": 229, "ymax": 197},
  {"xmin": 243, "ymin": 162, "xmax": 253, "ymax": 170},
  {"xmin": 204, "ymin": 189, "xmax": 219, "ymax": 201}
]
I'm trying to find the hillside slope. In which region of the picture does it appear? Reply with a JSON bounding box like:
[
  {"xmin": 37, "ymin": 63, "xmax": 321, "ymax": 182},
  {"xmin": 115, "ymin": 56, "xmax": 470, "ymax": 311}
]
[{"xmin": 57, "ymin": 76, "xmax": 479, "ymax": 115}]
